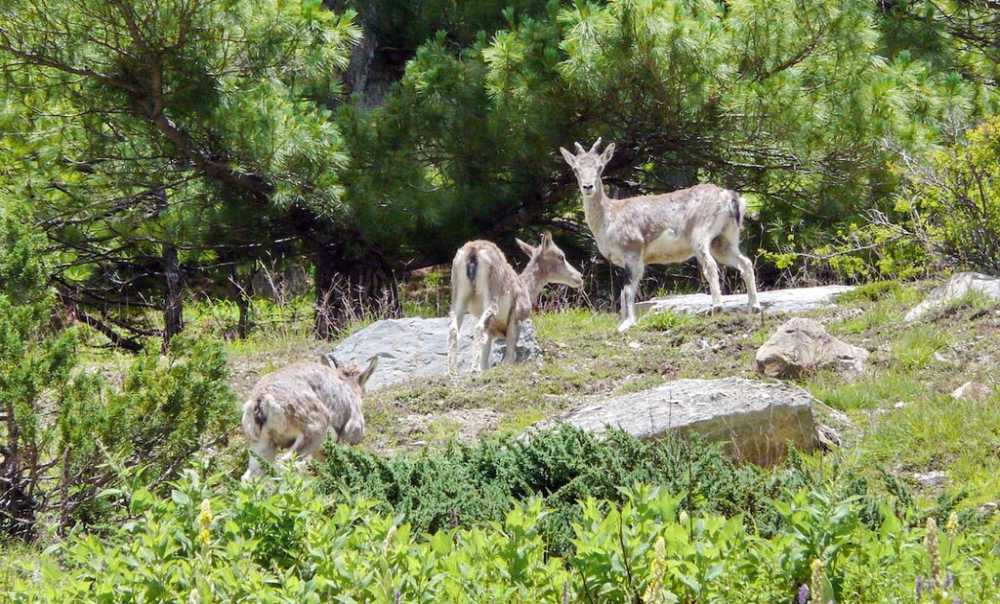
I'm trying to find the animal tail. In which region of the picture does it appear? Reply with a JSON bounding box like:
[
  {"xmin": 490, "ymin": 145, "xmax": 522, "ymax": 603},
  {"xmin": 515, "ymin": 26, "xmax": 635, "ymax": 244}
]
[
  {"xmin": 243, "ymin": 393, "xmax": 275, "ymax": 439},
  {"xmin": 730, "ymin": 191, "xmax": 747, "ymax": 229},
  {"xmin": 465, "ymin": 249, "xmax": 478, "ymax": 287}
]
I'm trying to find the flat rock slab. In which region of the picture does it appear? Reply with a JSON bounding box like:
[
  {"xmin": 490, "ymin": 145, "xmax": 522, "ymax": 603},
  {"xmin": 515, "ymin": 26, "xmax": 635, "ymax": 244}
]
[
  {"xmin": 331, "ymin": 317, "xmax": 539, "ymax": 391},
  {"xmin": 905, "ymin": 272, "xmax": 1000, "ymax": 322},
  {"xmin": 636, "ymin": 285, "xmax": 855, "ymax": 317},
  {"xmin": 533, "ymin": 378, "xmax": 817, "ymax": 466}
]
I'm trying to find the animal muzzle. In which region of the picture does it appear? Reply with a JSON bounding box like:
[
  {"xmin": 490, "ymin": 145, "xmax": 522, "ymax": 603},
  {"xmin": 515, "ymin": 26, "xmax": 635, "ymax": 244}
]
[{"xmin": 565, "ymin": 269, "xmax": 584, "ymax": 289}]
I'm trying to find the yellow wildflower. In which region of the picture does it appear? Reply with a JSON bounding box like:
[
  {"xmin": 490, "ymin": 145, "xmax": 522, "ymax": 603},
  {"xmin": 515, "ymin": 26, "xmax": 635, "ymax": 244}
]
[
  {"xmin": 197, "ymin": 498, "xmax": 213, "ymax": 545},
  {"xmin": 642, "ymin": 536, "xmax": 667, "ymax": 604}
]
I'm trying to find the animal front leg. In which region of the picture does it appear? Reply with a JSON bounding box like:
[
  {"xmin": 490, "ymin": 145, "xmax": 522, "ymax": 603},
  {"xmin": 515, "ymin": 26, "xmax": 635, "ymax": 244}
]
[
  {"xmin": 477, "ymin": 330, "xmax": 495, "ymax": 372},
  {"xmin": 617, "ymin": 260, "xmax": 644, "ymax": 333},
  {"xmin": 276, "ymin": 433, "xmax": 306, "ymax": 467},
  {"xmin": 502, "ymin": 318, "xmax": 520, "ymax": 364},
  {"xmin": 242, "ymin": 440, "xmax": 277, "ymax": 482},
  {"xmin": 276, "ymin": 432, "xmax": 324, "ymax": 473}
]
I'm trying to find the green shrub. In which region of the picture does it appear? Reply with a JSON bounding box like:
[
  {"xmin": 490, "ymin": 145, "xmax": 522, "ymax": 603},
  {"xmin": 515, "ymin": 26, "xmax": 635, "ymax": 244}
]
[
  {"xmin": 0, "ymin": 217, "xmax": 238, "ymax": 539},
  {"xmin": 2, "ymin": 468, "xmax": 997, "ymax": 603},
  {"xmin": 316, "ymin": 427, "xmax": 916, "ymax": 555},
  {"xmin": 905, "ymin": 117, "xmax": 1000, "ymax": 274}
]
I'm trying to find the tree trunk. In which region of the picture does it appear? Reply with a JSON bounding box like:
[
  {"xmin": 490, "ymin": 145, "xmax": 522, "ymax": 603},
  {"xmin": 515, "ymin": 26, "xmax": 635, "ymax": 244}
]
[
  {"xmin": 232, "ymin": 265, "xmax": 253, "ymax": 340},
  {"xmin": 162, "ymin": 242, "xmax": 184, "ymax": 351},
  {"xmin": 314, "ymin": 244, "xmax": 339, "ymax": 340}
]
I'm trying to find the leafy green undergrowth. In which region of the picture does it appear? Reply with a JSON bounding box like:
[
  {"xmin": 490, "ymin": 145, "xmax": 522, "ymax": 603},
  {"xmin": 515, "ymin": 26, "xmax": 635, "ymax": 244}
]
[
  {"xmin": 2, "ymin": 466, "xmax": 997, "ymax": 603},
  {"xmin": 314, "ymin": 427, "xmax": 972, "ymax": 557}
]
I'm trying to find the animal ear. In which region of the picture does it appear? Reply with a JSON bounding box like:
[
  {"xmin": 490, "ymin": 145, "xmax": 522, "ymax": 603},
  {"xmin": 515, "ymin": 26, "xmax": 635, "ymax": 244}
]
[
  {"xmin": 540, "ymin": 231, "xmax": 554, "ymax": 249},
  {"xmin": 321, "ymin": 352, "xmax": 340, "ymax": 368},
  {"xmin": 515, "ymin": 237, "xmax": 536, "ymax": 257},
  {"xmin": 599, "ymin": 142, "xmax": 615, "ymax": 166},
  {"xmin": 359, "ymin": 355, "xmax": 378, "ymax": 387},
  {"xmin": 558, "ymin": 147, "xmax": 577, "ymax": 168}
]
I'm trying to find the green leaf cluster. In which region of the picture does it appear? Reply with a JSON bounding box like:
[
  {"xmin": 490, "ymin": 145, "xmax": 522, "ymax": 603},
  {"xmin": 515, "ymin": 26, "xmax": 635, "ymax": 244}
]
[{"xmin": 2, "ymin": 467, "xmax": 997, "ymax": 602}]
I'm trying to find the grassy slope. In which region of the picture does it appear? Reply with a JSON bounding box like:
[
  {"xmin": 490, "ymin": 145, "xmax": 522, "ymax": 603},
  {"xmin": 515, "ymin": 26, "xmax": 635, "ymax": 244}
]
[{"xmin": 214, "ymin": 279, "xmax": 999, "ymax": 510}]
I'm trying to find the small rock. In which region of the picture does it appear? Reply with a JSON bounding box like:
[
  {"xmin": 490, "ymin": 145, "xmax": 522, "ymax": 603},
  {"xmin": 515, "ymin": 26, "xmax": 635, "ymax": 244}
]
[
  {"xmin": 894, "ymin": 401, "xmax": 907, "ymax": 410},
  {"xmin": 951, "ymin": 381, "xmax": 993, "ymax": 402},
  {"xmin": 978, "ymin": 502, "xmax": 998, "ymax": 516},
  {"xmin": 812, "ymin": 401, "xmax": 860, "ymax": 449},
  {"xmin": 627, "ymin": 341, "xmax": 642, "ymax": 350},
  {"xmin": 815, "ymin": 423, "xmax": 842, "ymax": 451},
  {"xmin": 912, "ymin": 470, "xmax": 948, "ymax": 488},
  {"xmin": 933, "ymin": 351, "xmax": 956, "ymax": 365},
  {"xmin": 755, "ymin": 317, "xmax": 869, "ymax": 379}
]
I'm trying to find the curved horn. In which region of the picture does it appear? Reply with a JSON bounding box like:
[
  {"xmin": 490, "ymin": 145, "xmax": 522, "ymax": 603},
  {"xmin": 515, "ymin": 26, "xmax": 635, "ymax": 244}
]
[
  {"xmin": 574, "ymin": 141, "xmax": 586, "ymax": 154},
  {"xmin": 588, "ymin": 137, "xmax": 603, "ymax": 154},
  {"xmin": 320, "ymin": 352, "xmax": 340, "ymax": 368}
]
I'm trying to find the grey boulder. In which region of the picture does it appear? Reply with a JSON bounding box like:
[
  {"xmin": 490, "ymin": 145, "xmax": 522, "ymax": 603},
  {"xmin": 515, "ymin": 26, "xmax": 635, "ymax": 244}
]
[
  {"xmin": 755, "ymin": 317, "xmax": 868, "ymax": 379},
  {"xmin": 331, "ymin": 317, "xmax": 540, "ymax": 391},
  {"xmin": 531, "ymin": 378, "xmax": 818, "ymax": 466},
  {"xmin": 905, "ymin": 272, "xmax": 1000, "ymax": 322}
]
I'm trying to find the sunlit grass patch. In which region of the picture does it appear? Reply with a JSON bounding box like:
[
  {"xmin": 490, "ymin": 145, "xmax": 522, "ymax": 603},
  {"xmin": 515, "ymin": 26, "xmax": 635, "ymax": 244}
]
[
  {"xmin": 534, "ymin": 308, "xmax": 618, "ymax": 339},
  {"xmin": 497, "ymin": 408, "xmax": 548, "ymax": 434},
  {"xmin": 890, "ymin": 324, "xmax": 952, "ymax": 371},
  {"xmin": 830, "ymin": 303, "xmax": 897, "ymax": 335},
  {"xmin": 858, "ymin": 395, "xmax": 1000, "ymax": 504},
  {"xmin": 836, "ymin": 280, "xmax": 903, "ymax": 304},
  {"xmin": 638, "ymin": 309, "xmax": 696, "ymax": 332},
  {"xmin": 806, "ymin": 369, "xmax": 929, "ymax": 411}
]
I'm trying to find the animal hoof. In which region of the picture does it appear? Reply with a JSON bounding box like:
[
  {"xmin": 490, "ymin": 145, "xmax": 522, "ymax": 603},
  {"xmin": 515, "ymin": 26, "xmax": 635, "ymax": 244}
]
[{"xmin": 617, "ymin": 319, "xmax": 635, "ymax": 333}]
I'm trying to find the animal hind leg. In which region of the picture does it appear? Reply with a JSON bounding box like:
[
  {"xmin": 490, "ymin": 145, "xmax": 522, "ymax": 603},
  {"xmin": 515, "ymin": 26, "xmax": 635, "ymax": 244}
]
[
  {"xmin": 695, "ymin": 240, "xmax": 723, "ymax": 312},
  {"xmin": 448, "ymin": 296, "xmax": 467, "ymax": 375},
  {"xmin": 476, "ymin": 303, "xmax": 497, "ymax": 371},
  {"xmin": 713, "ymin": 240, "xmax": 760, "ymax": 312},
  {"xmin": 502, "ymin": 317, "xmax": 520, "ymax": 364}
]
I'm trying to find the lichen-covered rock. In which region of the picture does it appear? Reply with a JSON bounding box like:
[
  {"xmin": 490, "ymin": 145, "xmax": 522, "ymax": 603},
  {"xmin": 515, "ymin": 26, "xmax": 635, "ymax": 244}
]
[
  {"xmin": 905, "ymin": 272, "xmax": 1000, "ymax": 322},
  {"xmin": 755, "ymin": 317, "xmax": 868, "ymax": 379},
  {"xmin": 531, "ymin": 378, "xmax": 818, "ymax": 466},
  {"xmin": 331, "ymin": 317, "xmax": 539, "ymax": 391}
]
